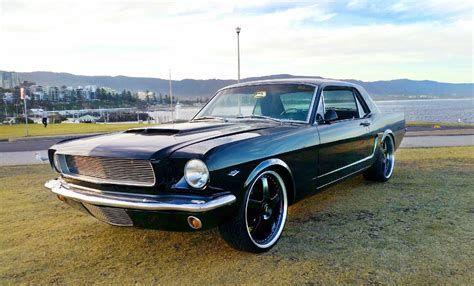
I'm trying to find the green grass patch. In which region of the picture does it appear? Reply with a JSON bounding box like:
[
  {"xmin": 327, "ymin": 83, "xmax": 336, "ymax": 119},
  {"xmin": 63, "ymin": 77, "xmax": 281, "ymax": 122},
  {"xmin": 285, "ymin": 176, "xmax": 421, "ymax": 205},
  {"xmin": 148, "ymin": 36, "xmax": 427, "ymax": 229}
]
[
  {"xmin": 0, "ymin": 147, "xmax": 473, "ymax": 284},
  {"xmin": 0, "ymin": 123, "xmax": 153, "ymax": 139}
]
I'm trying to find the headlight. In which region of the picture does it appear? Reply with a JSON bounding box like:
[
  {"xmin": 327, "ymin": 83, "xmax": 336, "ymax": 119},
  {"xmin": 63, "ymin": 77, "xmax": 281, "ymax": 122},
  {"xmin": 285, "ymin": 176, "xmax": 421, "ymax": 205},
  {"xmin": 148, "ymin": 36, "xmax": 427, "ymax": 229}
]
[
  {"xmin": 184, "ymin": 159, "xmax": 209, "ymax": 189},
  {"xmin": 53, "ymin": 153, "xmax": 62, "ymax": 173}
]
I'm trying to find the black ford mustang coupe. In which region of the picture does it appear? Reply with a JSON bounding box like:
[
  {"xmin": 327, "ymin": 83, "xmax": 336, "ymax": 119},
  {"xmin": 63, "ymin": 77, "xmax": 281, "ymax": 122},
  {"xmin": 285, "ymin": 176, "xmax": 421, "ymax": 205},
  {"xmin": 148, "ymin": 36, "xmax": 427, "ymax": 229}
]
[{"xmin": 45, "ymin": 79, "xmax": 405, "ymax": 253}]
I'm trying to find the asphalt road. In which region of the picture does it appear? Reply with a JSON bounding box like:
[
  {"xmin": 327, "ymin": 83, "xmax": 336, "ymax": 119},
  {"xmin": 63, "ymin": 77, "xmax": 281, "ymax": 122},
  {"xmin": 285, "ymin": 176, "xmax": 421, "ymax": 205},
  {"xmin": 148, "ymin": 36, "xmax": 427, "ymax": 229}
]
[
  {"xmin": 0, "ymin": 138, "xmax": 63, "ymax": 152},
  {"xmin": 1, "ymin": 134, "xmax": 473, "ymax": 166}
]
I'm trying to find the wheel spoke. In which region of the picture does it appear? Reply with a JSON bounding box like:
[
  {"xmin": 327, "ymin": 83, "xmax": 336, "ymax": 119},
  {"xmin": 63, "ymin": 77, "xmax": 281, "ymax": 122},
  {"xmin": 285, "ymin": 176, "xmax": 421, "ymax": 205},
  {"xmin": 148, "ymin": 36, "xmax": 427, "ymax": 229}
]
[
  {"xmin": 261, "ymin": 176, "xmax": 270, "ymax": 200},
  {"xmin": 248, "ymin": 199, "xmax": 262, "ymax": 210},
  {"xmin": 250, "ymin": 216, "xmax": 263, "ymax": 235},
  {"xmin": 270, "ymin": 193, "xmax": 280, "ymax": 208}
]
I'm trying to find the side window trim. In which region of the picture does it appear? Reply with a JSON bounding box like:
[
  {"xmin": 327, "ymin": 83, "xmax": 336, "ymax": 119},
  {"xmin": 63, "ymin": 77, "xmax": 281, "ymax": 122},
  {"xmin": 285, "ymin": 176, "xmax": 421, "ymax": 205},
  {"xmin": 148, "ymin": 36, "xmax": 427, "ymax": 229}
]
[{"xmin": 352, "ymin": 88, "xmax": 371, "ymax": 116}]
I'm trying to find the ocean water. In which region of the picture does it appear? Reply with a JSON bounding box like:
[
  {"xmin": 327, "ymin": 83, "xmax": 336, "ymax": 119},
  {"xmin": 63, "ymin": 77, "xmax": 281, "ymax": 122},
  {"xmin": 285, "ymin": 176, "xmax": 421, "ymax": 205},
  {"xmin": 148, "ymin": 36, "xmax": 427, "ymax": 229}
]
[
  {"xmin": 376, "ymin": 98, "xmax": 474, "ymax": 124},
  {"xmin": 150, "ymin": 98, "xmax": 473, "ymax": 124}
]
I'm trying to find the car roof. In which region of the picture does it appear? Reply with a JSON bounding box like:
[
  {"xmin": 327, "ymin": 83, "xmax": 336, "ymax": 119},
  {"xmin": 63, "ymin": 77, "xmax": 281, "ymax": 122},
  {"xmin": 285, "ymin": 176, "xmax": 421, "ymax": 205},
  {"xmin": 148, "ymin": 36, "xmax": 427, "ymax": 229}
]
[
  {"xmin": 217, "ymin": 77, "xmax": 380, "ymax": 114},
  {"xmin": 222, "ymin": 78, "xmax": 359, "ymax": 90}
]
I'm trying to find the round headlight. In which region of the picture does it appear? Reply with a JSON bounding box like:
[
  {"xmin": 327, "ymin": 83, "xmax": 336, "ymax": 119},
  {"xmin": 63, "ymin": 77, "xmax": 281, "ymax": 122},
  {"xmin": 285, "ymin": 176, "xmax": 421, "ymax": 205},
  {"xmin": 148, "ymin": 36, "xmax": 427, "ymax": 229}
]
[
  {"xmin": 53, "ymin": 153, "xmax": 62, "ymax": 173},
  {"xmin": 184, "ymin": 159, "xmax": 209, "ymax": 189}
]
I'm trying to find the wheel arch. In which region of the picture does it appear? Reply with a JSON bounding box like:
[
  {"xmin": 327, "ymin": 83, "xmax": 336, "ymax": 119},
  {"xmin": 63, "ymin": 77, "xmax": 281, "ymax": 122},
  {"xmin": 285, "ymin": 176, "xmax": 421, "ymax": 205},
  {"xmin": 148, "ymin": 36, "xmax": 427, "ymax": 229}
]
[
  {"xmin": 381, "ymin": 129, "xmax": 395, "ymax": 146},
  {"xmin": 243, "ymin": 158, "xmax": 296, "ymax": 205}
]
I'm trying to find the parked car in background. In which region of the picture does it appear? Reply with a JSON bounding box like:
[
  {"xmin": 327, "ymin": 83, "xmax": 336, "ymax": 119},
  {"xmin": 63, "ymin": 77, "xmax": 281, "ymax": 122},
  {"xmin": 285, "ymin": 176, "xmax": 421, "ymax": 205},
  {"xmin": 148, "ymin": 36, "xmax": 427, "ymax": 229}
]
[{"xmin": 45, "ymin": 79, "xmax": 405, "ymax": 253}]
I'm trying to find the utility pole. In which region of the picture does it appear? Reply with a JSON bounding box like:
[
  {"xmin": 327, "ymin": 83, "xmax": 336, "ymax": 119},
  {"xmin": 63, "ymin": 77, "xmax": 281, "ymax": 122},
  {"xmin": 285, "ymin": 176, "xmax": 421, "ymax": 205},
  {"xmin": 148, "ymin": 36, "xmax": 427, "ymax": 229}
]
[{"xmin": 20, "ymin": 87, "xmax": 29, "ymax": 136}]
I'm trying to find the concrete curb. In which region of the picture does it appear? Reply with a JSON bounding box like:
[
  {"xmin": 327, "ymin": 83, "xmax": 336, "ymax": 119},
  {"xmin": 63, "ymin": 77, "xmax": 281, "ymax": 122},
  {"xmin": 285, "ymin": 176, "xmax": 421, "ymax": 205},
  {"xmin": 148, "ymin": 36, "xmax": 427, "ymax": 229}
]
[{"xmin": 405, "ymin": 129, "xmax": 474, "ymax": 137}]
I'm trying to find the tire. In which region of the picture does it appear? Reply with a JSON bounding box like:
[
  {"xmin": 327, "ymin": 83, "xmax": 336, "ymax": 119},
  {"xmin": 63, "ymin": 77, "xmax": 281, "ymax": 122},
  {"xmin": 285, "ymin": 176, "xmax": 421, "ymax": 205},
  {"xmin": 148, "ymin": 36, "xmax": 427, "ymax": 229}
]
[
  {"xmin": 218, "ymin": 170, "xmax": 288, "ymax": 253},
  {"xmin": 363, "ymin": 134, "xmax": 396, "ymax": 182}
]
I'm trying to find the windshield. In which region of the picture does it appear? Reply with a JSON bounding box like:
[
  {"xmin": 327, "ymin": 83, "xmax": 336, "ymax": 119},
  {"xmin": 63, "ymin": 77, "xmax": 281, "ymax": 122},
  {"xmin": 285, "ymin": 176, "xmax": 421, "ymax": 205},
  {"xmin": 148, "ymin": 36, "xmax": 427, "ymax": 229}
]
[{"xmin": 194, "ymin": 84, "xmax": 316, "ymax": 122}]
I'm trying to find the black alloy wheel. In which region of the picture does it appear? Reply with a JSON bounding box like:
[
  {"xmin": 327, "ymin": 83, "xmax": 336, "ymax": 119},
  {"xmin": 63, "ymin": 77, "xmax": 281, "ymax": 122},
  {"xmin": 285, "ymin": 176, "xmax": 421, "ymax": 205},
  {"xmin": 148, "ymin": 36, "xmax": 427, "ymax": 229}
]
[{"xmin": 219, "ymin": 170, "xmax": 288, "ymax": 253}]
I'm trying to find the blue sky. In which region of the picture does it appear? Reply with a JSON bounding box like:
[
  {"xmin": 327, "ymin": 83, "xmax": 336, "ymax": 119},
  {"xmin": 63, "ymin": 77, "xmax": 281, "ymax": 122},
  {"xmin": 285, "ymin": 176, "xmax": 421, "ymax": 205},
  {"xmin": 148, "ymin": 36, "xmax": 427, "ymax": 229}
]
[{"xmin": 0, "ymin": 0, "xmax": 472, "ymax": 83}]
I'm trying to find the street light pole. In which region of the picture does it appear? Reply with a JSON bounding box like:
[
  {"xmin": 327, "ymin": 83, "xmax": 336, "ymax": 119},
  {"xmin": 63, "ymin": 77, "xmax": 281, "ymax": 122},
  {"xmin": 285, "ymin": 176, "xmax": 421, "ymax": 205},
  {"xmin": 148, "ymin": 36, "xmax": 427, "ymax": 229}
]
[{"xmin": 236, "ymin": 27, "xmax": 241, "ymax": 83}]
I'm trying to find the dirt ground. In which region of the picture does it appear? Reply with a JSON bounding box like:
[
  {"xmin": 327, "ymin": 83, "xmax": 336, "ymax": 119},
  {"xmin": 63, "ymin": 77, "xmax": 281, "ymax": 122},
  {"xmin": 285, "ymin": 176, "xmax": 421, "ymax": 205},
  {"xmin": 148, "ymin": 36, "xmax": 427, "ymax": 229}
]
[{"xmin": 1, "ymin": 147, "xmax": 473, "ymax": 284}]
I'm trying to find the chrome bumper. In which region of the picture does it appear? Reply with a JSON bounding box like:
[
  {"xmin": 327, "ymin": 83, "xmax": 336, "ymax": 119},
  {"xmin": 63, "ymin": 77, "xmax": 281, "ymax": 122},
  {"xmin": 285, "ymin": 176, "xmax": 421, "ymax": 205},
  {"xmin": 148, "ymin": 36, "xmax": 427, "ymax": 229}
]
[{"xmin": 44, "ymin": 179, "xmax": 236, "ymax": 213}]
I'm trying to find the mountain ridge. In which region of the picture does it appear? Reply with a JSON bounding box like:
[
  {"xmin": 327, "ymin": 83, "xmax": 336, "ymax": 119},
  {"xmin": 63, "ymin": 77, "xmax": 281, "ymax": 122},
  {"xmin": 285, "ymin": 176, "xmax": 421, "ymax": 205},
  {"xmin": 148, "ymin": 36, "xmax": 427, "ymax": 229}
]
[{"xmin": 2, "ymin": 70, "xmax": 473, "ymax": 98}]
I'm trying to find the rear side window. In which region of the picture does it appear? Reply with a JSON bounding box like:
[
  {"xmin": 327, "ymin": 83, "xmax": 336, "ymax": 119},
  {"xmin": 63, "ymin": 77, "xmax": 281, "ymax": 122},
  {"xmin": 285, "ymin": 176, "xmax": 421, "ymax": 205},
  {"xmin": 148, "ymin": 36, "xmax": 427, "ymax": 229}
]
[{"xmin": 323, "ymin": 89, "xmax": 359, "ymax": 120}]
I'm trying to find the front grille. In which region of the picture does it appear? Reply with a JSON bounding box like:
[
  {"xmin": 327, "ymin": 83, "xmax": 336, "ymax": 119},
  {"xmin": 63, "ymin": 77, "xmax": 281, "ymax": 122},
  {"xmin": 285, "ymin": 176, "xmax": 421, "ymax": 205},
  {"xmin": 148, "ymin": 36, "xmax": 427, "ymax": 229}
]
[
  {"xmin": 56, "ymin": 154, "xmax": 156, "ymax": 186},
  {"xmin": 83, "ymin": 203, "xmax": 133, "ymax": 226}
]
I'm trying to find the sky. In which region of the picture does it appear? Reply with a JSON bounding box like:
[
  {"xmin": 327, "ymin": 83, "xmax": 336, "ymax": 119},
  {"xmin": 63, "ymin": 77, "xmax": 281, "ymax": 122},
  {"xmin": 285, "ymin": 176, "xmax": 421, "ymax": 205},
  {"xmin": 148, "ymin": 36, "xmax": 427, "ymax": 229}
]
[{"xmin": 0, "ymin": 0, "xmax": 472, "ymax": 83}]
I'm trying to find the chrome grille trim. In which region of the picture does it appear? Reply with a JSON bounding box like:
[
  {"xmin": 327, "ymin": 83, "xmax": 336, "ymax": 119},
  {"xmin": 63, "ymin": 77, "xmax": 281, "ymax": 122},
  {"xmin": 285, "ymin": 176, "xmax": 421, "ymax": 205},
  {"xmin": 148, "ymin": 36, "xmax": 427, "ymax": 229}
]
[
  {"xmin": 83, "ymin": 203, "xmax": 133, "ymax": 226},
  {"xmin": 55, "ymin": 154, "xmax": 156, "ymax": 187}
]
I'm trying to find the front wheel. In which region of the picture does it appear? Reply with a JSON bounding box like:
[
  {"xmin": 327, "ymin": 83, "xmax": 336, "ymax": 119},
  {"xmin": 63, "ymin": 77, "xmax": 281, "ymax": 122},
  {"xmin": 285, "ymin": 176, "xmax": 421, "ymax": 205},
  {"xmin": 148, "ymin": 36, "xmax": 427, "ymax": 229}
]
[
  {"xmin": 364, "ymin": 134, "xmax": 396, "ymax": 182},
  {"xmin": 218, "ymin": 170, "xmax": 288, "ymax": 253}
]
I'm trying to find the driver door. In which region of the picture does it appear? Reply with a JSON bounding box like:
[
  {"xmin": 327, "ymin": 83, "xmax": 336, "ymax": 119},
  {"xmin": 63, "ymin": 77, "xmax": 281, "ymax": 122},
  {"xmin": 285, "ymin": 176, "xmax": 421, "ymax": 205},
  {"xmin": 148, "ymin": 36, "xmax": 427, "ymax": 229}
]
[{"xmin": 315, "ymin": 86, "xmax": 376, "ymax": 187}]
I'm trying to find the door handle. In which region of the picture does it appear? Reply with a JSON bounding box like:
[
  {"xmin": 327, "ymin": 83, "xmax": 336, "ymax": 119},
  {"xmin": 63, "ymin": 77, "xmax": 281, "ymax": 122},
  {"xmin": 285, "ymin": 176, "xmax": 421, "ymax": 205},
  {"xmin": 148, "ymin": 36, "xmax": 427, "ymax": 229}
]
[{"xmin": 360, "ymin": 121, "xmax": 371, "ymax": 127}]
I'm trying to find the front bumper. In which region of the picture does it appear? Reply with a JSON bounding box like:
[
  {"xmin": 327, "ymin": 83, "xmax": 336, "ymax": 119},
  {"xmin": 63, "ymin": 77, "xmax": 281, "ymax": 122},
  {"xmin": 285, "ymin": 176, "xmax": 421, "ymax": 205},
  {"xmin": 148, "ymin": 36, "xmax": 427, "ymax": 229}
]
[{"xmin": 44, "ymin": 179, "xmax": 237, "ymax": 231}]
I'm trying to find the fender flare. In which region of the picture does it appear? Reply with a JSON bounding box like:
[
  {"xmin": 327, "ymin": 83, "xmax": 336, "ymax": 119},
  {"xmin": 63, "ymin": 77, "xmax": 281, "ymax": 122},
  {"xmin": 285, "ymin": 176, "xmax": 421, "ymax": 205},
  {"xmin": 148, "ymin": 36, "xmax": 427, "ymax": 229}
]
[
  {"xmin": 381, "ymin": 129, "xmax": 395, "ymax": 146},
  {"xmin": 243, "ymin": 158, "xmax": 296, "ymax": 203}
]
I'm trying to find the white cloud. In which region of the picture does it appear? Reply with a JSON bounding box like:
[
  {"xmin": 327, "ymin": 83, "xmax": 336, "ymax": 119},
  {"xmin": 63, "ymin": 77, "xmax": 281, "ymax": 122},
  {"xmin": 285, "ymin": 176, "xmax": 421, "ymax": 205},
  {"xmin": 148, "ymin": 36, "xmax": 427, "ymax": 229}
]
[{"xmin": 0, "ymin": 0, "xmax": 472, "ymax": 83}]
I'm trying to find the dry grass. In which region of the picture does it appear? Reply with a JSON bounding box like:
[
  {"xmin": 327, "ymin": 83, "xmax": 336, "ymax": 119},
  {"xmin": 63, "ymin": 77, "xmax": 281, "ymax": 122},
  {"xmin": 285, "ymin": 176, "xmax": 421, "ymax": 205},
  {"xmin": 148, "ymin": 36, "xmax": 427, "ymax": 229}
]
[
  {"xmin": 0, "ymin": 123, "xmax": 150, "ymax": 139},
  {"xmin": 0, "ymin": 147, "xmax": 473, "ymax": 284}
]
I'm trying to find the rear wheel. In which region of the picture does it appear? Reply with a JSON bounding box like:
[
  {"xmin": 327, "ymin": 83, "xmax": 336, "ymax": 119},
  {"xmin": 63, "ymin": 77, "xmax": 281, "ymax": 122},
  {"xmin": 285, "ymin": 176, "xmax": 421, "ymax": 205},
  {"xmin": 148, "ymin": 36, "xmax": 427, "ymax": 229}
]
[
  {"xmin": 363, "ymin": 135, "xmax": 395, "ymax": 182},
  {"xmin": 218, "ymin": 170, "xmax": 288, "ymax": 253}
]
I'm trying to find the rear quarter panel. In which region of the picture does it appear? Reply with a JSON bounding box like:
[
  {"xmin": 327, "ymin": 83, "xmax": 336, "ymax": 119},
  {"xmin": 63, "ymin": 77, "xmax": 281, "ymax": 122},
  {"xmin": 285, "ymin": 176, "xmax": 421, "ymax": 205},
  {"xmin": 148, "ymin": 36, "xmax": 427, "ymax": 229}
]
[{"xmin": 370, "ymin": 112, "xmax": 406, "ymax": 150}]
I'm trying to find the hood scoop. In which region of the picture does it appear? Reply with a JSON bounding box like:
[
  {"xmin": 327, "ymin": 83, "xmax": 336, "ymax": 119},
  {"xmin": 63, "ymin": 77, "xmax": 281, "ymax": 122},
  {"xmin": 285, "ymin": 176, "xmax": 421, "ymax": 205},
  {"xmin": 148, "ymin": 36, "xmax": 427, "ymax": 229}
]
[
  {"xmin": 124, "ymin": 128, "xmax": 180, "ymax": 136},
  {"xmin": 124, "ymin": 122, "xmax": 236, "ymax": 137}
]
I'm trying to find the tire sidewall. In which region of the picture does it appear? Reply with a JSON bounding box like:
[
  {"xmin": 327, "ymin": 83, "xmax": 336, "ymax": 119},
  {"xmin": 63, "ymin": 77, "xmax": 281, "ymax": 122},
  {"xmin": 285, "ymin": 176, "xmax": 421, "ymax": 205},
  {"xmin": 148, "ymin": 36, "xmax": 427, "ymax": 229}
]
[{"xmin": 243, "ymin": 170, "xmax": 288, "ymax": 250}]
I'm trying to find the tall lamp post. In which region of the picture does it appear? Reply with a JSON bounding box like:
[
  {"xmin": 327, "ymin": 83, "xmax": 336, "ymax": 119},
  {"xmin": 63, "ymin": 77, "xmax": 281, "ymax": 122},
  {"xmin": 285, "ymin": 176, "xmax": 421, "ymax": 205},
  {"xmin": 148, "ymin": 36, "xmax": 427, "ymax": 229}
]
[{"xmin": 235, "ymin": 27, "xmax": 241, "ymax": 83}]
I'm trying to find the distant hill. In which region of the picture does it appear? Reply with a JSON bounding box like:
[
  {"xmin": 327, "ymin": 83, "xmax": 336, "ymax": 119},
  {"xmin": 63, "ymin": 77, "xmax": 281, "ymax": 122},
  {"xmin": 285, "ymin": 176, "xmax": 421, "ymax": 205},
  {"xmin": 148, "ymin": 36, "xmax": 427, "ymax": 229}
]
[{"xmin": 4, "ymin": 71, "xmax": 473, "ymax": 98}]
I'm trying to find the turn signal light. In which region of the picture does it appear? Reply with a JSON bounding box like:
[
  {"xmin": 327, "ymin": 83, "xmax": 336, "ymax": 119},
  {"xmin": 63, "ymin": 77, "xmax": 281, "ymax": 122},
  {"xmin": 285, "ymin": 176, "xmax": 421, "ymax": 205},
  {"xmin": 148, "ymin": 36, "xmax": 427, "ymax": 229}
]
[{"xmin": 187, "ymin": 216, "xmax": 202, "ymax": 230}]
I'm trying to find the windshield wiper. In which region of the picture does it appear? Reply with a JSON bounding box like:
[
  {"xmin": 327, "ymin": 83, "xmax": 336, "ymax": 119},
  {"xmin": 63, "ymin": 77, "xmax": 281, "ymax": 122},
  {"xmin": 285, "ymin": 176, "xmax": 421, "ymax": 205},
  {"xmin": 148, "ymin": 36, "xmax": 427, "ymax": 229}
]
[
  {"xmin": 193, "ymin": 116, "xmax": 227, "ymax": 122},
  {"xmin": 235, "ymin": 115, "xmax": 282, "ymax": 123}
]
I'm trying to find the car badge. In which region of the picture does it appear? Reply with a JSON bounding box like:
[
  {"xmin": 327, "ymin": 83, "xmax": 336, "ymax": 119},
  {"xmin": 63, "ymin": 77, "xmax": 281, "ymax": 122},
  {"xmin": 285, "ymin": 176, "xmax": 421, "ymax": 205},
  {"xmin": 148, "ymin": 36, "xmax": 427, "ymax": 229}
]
[{"xmin": 228, "ymin": 170, "xmax": 240, "ymax": 177}]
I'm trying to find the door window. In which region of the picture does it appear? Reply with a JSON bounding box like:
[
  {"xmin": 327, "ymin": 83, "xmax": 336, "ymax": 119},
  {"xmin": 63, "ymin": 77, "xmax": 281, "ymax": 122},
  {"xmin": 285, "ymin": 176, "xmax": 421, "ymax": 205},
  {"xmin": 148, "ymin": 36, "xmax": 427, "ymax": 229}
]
[{"xmin": 323, "ymin": 88, "xmax": 360, "ymax": 121}]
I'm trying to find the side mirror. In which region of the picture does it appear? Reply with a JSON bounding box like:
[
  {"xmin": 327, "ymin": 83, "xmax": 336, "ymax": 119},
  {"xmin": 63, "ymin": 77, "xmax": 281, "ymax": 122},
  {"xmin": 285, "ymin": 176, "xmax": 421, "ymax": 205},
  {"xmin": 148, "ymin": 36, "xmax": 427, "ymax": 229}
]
[{"xmin": 324, "ymin": 110, "xmax": 338, "ymax": 123}]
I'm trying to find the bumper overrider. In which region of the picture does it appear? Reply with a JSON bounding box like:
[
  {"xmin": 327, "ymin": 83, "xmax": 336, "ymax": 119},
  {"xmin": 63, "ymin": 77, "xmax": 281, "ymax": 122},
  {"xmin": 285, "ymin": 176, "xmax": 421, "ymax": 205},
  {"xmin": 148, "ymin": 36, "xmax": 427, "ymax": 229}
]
[{"xmin": 44, "ymin": 179, "xmax": 237, "ymax": 231}]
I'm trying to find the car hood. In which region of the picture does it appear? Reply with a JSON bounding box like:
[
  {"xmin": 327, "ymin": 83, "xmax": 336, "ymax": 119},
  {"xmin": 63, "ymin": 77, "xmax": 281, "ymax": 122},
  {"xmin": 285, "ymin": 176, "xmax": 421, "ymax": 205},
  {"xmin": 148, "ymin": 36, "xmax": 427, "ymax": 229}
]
[{"xmin": 51, "ymin": 121, "xmax": 276, "ymax": 160}]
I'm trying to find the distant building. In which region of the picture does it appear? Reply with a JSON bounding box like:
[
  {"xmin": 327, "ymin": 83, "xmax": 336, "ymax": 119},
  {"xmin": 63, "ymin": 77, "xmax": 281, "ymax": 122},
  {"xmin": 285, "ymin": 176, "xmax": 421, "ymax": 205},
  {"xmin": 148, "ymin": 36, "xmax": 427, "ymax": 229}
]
[
  {"xmin": 29, "ymin": 85, "xmax": 46, "ymax": 100},
  {"xmin": 78, "ymin": 114, "xmax": 98, "ymax": 123},
  {"xmin": 47, "ymin": 86, "xmax": 60, "ymax": 101},
  {"xmin": 76, "ymin": 87, "xmax": 84, "ymax": 100},
  {"xmin": 1, "ymin": 72, "xmax": 21, "ymax": 89},
  {"xmin": 137, "ymin": 90, "xmax": 155, "ymax": 100},
  {"xmin": 102, "ymin": 87, "xmax": 117, "ymax": 95},
  {"xmin": 84, "ymin": 85, "xmax": 97, "ymax": 100},
  {"xmin": 3, "ymin": 92, "xmax": 14, "ymax": 103}
]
